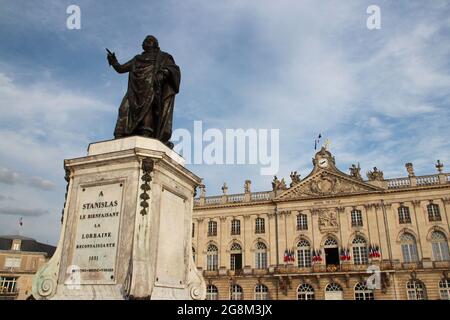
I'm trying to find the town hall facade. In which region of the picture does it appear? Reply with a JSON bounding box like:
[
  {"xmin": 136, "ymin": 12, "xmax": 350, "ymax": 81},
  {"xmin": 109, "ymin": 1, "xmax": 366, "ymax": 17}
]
[{"xmin": 192, "ymin": 147, "xmax": 450, "ymax": 300}]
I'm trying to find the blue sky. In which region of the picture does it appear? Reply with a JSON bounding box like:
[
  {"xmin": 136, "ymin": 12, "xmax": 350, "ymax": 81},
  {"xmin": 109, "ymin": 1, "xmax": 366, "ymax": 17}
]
[{"xmin": 0, "ymin": 0, "xmax": 449, "ymax": 244}]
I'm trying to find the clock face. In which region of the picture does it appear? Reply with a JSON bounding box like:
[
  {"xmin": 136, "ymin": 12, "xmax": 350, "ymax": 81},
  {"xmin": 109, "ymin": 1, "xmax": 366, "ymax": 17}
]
[{"xmin": 318, "ymin": 158, "xmax": 329, "ymax": 168}]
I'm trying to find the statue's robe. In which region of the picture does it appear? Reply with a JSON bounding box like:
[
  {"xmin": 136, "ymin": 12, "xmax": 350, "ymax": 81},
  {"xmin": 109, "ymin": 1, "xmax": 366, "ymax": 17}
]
[{"xmin": 112, "ymin": 49, "xmax": 180, "ymax": 145}]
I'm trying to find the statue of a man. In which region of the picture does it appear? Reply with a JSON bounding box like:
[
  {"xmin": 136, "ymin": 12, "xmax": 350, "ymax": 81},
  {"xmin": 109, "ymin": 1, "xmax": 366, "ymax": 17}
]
[{"xmin": 106, "ymin": 35, "xmax": 180, "ymax": 148}]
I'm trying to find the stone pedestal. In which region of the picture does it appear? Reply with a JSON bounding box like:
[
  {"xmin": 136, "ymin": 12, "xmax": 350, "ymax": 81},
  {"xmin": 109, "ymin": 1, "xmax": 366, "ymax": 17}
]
[{"xmin": 32, "ymin": 136, "xmax": 206, "ymax": 300}]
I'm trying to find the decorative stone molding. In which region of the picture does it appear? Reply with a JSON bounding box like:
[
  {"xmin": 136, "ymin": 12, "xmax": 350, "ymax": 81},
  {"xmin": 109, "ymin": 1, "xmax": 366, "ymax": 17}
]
[
  {"xmin": 60, "ymin": 168, "xmax": 72, "ymax": 224},
  {"xmin": 315, "ymin": 208, "xmax": 339, "ymax": 233},
  {"xmin": 336, "ymin": 206, "xmax": 346, "ymax": 213},
  {"xmin": 411, "ymin": 200, "xmax": 421, "ymax": 208},
  {"xmin": 139, "ymin": 158, "xmax": 154, "ymax": 216},
  {"xmin": 373, "ymin": 203, "xmax": 382, "ymax": 210},
  {"xmin": 267, "ymin": 212, "xmax": 276, "ymax": 219}
]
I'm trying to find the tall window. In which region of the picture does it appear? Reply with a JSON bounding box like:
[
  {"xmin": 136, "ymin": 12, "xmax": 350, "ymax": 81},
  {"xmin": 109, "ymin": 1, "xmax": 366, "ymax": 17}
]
[
  {"xmin": 208, "ymin": 221, "xmax": 217, "ymax": 236},
  {"xmin": 206, "ymin": 244, "xmax": 218, "ymax": 271},
  {"xmin": 255, "ymin": 218, "xmax": 265, "ymax": 234},
  {"xmin": 351, "ymin": 209, "xmax": 363, "ymax": 227},
  {"xmin": 255, "ymin": 242, "xmax": 268, "ymax": 269},
  {"xmin": 398, "ymin": 206, "xmax": 411, "ymax": 224},
  {"xmin": 206, "ymin": 285, "xmax": 218, "ymax": 300},
  {"xmin": 354, "ymin": 282, "xmax": 374, "ymax": 300},
  {"xmin": 401, "ymin": 233, "xmax": 419, "ymax": 263},
  {"xmin": 407, "ymin": 280, "xmax": 427, "ymax": 300},
  {"xmin": 0, "ymin": 276, "xmax": 18, "ymax": 293},
  {"xmin": 439, "ymin": 280, "xmax": 450, "ymax": 300},
  {"xmin": 231, "ymin": 219, "xmax": 241, "ymax": 235},
  {"xmin": 297, "ymin": 213, "xmax": 308, "ymax": 230},
  {"xmin": 230, "ymin": 243, "xmax": 242, "ymax": 270},
  {"xmin": 230, "ymin": 284, "xmax": 243, "ymax": 300},
  {"xmin": 297, "ymin": 283, "xmax": 315, "ymax": 300},
  {"xmin": 427, "ymin": 203, "xmax": 442, "ymax": 222},
  {"xmin": 431, "ymin": 231, "xmax": 450, "ymax": 261},
  {"xmin": 192, "ymin": 247, "xmax": 196, "ymax": 262},
  {"xmin": 192, "ymin": 223, "xmax": 195, "ymax": 238},
  {"xmin": 352, "ymin": 236, "xmax": 368, "ymax": 265},
  {"xmin": 254, "ymin": 284, "xmax": 269, "ymax": 300},
  {"xmin": 297, "ymin": 239, "xmax": 312, "ymax": 268}
]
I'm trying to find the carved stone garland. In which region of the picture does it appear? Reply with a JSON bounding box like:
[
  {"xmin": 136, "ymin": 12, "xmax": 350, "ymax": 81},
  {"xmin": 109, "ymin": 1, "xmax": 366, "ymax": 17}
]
[{"xmin": 139, "ymin": 158, "xmax": 154, "ymax": 216}]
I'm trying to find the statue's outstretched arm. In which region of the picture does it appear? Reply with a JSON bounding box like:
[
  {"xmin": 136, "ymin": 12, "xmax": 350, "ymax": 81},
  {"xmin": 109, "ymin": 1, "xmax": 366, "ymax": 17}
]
[
  {"xmin": 111, "ymin": 59, "xmax": 132, "ymax": 74},
  {"xmin": 106, "ymin": 50, "xmax": 132, "ymax": 74}
]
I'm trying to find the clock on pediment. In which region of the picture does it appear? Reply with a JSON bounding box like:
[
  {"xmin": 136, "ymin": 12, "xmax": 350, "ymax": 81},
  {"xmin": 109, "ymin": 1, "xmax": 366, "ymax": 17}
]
[{"xmin": 313, "ymin": 147, "xmax": 336, "ymax": 170}]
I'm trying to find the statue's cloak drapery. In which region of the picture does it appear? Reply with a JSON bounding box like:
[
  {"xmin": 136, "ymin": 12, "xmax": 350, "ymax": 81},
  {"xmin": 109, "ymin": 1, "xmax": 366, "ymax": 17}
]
[{"xmin": 113, "ymin": 50, "xmax": 180, "ymax": 143}]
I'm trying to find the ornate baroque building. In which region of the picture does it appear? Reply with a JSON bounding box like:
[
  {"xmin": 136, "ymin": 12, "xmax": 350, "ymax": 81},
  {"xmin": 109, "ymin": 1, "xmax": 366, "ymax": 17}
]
[{"xmin": 192, "ymin": 147, "xmax": 450, "ymax": 300}]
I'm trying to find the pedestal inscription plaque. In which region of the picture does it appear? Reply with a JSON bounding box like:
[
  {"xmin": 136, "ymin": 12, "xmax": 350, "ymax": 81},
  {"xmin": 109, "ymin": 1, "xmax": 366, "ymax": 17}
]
[{"xmin": 70, "ymin": 182, "xmax": 123, "ymax": 284}]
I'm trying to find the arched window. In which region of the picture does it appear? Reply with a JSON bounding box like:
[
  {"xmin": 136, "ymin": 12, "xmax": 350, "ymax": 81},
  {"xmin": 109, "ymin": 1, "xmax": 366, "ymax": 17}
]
[
  {"xmin": 326, "ymin": 283, "xmax": 343, "ymax": 292},
  {"xmin": 439, "ymin": 279, "xmax": 450, "ymax": 300},
  {"xmin": 325, "ymin": 282, "xmax": 343, "ymax": 300},
  {"xmin": 206, "ymin": 285, "xmax": 218, "ymax": 300},
  {"xmin": 351, "ymin": 209, "xmax": 363, "ymax": 227},
  {"xmin": 192, "ymin": 247, "xmax": 196, "ymax": 262},
  {"xmin": 230, "ymin": 284, "xmax": 243, "ymax": 300},
  {"xmin": 352, "ymin": 236, "xmax": 368, "ymax": 265},
  {"xmin": 427, "ymin": 203, "xmax": 442, "ymax": 222},
  {"xmin": 398, "ymin": 206, "xmax": 411, "ymax": 224},
  {"xmin": 297, "ymin": 213, "xmax": 308, "ymax": 230},
  {"xmin": 254, "ymin": 284, "xmax": 269, "ymax": 300},
  {"xmin": 354, "ymin": 282, "xmax": 374, "ymax": 300},
  {"xmin": 401, "ymin": 233, "xmax": 419, "ymax": 263},
  {"xmin": 255, "ymin": 218, "xmax": 265, "ymax": 234},
  {"xmin": 255, "ymin": 242, "xmax": 268, "ymax": 269},
  {"xmin": 406, "ymin": 280, "xmax": 427, "ymax": 300},
  {"xmin": 208, "ymin": 221, "xmax": 217, "ymax": 236},
  {"xmin": 297, "ymin": 240, "xmax": 311, "ymax": 268},
  {"xmin": 431, "ymin": 231, "xmax": 450, "ymax": 261},
  {"xmin": 206, "ymin": 244, "xmax": 218, "ymax": 271},
  {"xmin": 231, "ymin": 219, "xmax": 241, "ymax": 235},
  {"xmin": 230, "ymin": 243, "xmax": 242, "ymax": 270},
  {"xmin": 297, "ymin": 283, "xmax": 315, "ymax": 300},
  {"xmin": 324, "ymin": 237, "xmax": 338, "ymax": 247}
]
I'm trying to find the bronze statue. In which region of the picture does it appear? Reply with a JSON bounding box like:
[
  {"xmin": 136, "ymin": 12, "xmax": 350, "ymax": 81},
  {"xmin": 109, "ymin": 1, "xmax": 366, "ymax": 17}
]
[{"xmin": 106, "ymin": 35, "xmax": 180, "ymax": 148}]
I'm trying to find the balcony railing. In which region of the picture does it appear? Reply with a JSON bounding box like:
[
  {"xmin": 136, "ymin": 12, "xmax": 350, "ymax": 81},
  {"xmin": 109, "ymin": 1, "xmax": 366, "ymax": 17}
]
[
  {"xmin": 250, "ymin": 191, "xmax": 272, "ymax": 201},
  {"xmin": 416, "ymin": 175, "xmax": 439, "ymax": 186},
  {"xmin": 386, "ymin": 177, "xmax": 410, "ymax": 189}
]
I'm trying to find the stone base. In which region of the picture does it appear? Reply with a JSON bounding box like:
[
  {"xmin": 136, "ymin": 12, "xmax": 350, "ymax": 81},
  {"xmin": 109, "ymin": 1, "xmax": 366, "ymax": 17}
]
[{"xmin": 32, "ymin": 136, "xmax": 206, "ymax": 300}]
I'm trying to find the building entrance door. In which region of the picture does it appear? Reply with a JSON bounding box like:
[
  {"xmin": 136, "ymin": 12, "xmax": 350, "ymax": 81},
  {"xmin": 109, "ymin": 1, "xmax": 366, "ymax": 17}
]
[
  {"xmin": 325, "ymin": 247, "xmax": 339, "ymax": 266},
  {"xmin": 230, "ymin": 253, "xmax": 242, "ymax": 270}
]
